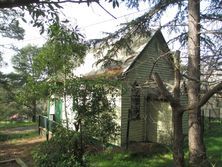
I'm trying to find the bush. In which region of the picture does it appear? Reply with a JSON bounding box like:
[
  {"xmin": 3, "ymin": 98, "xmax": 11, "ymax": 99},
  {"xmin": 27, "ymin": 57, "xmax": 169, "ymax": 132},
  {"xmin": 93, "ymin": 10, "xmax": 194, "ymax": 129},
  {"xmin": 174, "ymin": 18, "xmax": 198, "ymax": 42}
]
[{"xmin": 33, "ymin": 126, "xmax": 88, "ymax": 167}]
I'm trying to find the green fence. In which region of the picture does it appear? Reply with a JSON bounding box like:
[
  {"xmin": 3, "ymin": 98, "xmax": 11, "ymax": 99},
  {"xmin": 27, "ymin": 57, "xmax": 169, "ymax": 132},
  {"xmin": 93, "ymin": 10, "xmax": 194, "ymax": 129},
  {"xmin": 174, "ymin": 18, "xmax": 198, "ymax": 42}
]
[{"xmin": 38, "ymin": 115, "xmax": 59, "ymax": 140}]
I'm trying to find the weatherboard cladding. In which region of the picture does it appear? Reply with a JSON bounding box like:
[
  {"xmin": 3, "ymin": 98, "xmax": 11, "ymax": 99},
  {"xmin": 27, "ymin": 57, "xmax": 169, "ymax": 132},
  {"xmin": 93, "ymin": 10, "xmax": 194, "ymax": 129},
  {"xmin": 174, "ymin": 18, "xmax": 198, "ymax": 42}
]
[{"xmin": 120, "ymin": 31, "xmax": 176, "ymax": 145}]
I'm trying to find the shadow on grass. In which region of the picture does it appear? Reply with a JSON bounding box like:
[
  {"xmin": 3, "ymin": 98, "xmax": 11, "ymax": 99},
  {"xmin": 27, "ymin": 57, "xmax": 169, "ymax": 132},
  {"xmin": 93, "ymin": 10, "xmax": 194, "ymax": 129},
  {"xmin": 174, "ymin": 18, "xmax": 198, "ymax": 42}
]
[{"xmin": 89, "ymin": 147, "xmax": 174, "ymax": 167}]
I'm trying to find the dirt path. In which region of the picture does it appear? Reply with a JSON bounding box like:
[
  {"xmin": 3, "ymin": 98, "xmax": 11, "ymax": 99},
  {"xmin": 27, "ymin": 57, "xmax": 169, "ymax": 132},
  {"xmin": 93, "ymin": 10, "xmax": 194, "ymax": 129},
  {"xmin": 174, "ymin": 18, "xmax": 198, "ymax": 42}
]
[{"xmin": 0, "ymin": 125, "xmax": 45, "ymax": 166}]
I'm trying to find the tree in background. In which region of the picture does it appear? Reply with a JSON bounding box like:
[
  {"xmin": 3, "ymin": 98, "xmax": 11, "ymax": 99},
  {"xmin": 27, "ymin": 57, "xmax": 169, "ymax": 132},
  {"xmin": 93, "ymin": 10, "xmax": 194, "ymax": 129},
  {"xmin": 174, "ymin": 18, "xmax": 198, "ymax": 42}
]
[
  {"xmin": 0, "ymin": 72, "xmax": 31, "ymax": 120},
  {"xmin": 11, "ymin": 45, "xmax": 48, "ymax": 121},
  {"xmin": 0, "ymin": 8, "xmax": 24, "ymax": 66}
]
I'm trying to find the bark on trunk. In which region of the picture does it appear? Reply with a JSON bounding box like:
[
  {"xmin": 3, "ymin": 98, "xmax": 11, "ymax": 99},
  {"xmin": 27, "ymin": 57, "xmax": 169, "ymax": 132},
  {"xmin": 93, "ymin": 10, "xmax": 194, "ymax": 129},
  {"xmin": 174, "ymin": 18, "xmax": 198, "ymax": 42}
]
[
  {"xmin": 32, "ymin": 100, "xmax": 37, "ymax": 122},
  {"xmin": 188, "ymin": 0, "xmax": 207, "ymax": 165},
  {"xmin": 172, "ymin": 108, "xmax": 184, "ymax": 167},
  {"xmin": 172, "ymin": 51, "xmax": 184, "ymax": 167}
]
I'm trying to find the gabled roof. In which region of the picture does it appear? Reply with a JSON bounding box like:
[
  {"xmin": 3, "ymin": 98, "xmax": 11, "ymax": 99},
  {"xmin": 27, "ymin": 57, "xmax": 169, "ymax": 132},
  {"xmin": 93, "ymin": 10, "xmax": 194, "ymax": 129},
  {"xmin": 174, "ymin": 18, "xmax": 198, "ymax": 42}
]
[{"xmin": 84, "ymin": 30, "xmax": 169, "ymax": 79}]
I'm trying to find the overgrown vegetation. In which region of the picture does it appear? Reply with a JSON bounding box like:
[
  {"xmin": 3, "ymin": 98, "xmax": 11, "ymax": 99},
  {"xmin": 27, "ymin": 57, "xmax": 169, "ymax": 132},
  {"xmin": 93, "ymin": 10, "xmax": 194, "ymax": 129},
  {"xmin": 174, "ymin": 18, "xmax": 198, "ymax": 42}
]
[
  {"xmin": 67, "ymin": 78, "xmax": 121, "ymax": 144},
  {"xmin": 89, "ymin": 121, "xmax": 222, "ymax": 167},
  {"xmin": 33, "ymin": 125, "xmax": 100, "ymax": 167},
  {"xmin": 33, "ymin": 78, "xmax": 121, "ymax": 166}
]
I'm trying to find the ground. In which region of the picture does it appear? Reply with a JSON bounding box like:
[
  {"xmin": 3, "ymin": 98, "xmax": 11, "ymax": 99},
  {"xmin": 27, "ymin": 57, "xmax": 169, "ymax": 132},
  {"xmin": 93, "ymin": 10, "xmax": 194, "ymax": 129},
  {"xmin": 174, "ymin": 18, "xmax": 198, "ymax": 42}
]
[
  {"xmin": 0, "ymin": 120, "xmax": 221, "ymax": 166},
  {"xmin": 0, "ymin": 123, "xmax": 45, "ymax": 166}
]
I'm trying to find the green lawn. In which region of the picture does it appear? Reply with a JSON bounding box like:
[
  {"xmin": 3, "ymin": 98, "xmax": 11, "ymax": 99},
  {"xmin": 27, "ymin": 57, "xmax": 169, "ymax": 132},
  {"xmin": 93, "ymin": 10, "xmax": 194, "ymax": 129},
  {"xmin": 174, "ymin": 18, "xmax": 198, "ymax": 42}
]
[
  {"xmin": 89, "ymin": 122, "xmax": 222, "ymax": 166},
  {"xmin": 0, "ymin": 121, "xmax": 38, "ymax": 142},
  {"xmin": 204, "ymin": 122, "xmax": 222, "ymax": 166},
  {"xmin": 89, "ymin": 152, "xmax": 174, "ymax": 167},
  {"xmin": 0, "ymin": 121, "xmax": 36, "ymax": 129}
]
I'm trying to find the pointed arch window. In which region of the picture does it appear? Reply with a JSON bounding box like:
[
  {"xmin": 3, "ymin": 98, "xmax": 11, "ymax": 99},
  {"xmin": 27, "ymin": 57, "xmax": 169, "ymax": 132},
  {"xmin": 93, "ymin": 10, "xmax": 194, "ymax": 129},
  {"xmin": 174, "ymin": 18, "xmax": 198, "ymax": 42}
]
[{"xmin": 131, "ymin": 81, "xmax": 140, "ymax": 119}]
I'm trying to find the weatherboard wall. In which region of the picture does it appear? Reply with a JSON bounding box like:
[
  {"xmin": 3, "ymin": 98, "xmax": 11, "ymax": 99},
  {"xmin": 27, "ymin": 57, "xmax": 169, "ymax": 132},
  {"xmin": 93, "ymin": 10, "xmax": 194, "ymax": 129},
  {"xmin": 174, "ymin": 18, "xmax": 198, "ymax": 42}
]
[{"xmin": 120, "ymin": 31, "xmax": 178, "ymax": 145}]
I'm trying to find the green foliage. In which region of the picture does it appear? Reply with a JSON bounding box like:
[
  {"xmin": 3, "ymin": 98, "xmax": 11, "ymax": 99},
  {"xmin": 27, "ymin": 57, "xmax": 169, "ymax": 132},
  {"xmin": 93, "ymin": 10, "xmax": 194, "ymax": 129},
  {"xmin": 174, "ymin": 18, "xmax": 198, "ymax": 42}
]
[
  {"xmin": 0, "ymin": 9, "xmax": 24, "ymax": 65},
  {"xmin": 10, "ymin": 45, "xmax": 48, "ymax": 121},
  {"xmin": 89, "ymin": 121, "xmax": 222, "ymax": 166},
  {"xmin": 34, "ymin": 23, "xmax": 86, "ymax": 79},
  {"xmin": 12, "ymin": 45, "xmax": 40, "ymax": 76},
  {"xmin": 33, "ymin": 126, "xmax": 89, "ymax": 167},
  {"xmin": 0, "ymin": 9, "xmax": 24, "ymax": 40},
  {"xmin": 67, "ymin": 78, "xmax": 121, "ymax": 144},
  {"xmin": 0, "ymin": 73, "xmax": 29, "ymax": 120},
  {"xmin": 22, "ymin": 2, "xmax": 62, "ymax": 34}
]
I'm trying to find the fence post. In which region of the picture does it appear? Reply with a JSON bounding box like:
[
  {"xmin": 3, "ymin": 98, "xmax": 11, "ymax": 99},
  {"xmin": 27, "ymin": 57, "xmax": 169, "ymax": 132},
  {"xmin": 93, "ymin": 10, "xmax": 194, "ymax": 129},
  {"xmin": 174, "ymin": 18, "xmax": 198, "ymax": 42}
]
[
  {"xmin": 46, "ymin": 118, "xmax": 49, "ymax": 141},
  {"xmin": 208, "ymin": 109, "xmax": 211, "ymax": 130}
]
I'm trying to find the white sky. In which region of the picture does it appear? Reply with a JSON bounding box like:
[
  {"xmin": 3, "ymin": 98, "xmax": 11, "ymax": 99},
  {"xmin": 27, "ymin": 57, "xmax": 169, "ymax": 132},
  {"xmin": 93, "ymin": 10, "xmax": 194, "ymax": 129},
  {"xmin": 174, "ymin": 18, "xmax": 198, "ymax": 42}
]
[{"xmin": 0, "ymin": 1, "xmax": 149, "ymax": 74}]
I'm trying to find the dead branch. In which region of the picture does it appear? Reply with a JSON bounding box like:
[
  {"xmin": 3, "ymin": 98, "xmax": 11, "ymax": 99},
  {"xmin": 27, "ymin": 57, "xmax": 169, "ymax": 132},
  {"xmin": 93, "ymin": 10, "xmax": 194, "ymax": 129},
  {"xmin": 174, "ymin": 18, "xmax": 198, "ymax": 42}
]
[
  {"xmin": 148, "ymin": 50, "xmax": 172, "ymax": 79},
  {"xmin": 173, "ymin": 50, "xmax": 181, "ymax": 100}
]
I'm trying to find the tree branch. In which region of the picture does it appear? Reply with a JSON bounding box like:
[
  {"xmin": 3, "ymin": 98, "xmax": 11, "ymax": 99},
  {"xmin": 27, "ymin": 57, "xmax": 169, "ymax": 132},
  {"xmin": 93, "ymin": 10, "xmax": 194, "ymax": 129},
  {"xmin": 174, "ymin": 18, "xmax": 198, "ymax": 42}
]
[
  {"xmin": 96, "ymin": 2, "xmax": 117, "ymax": 19},
  {"xmin": 0, "ymin": 0, "xmax": 39, "ymax": 8},
  {"xmin": 173, "ymin": 50, "xmax": 181, "ymax": 100},
  {"xmin": 0, "ymin": 0, "xmax": 98, "ymax": 8},
  {"xmin": 199, "ymin": 81, "xmax": 222, "ymax": 107},
  {"xmin": 148, "ymin": 50, "xmax": 171, "ymax": 79},
  {"xmin": 152, "ymin": 72, "xmax": 175, "ymax": 104}
]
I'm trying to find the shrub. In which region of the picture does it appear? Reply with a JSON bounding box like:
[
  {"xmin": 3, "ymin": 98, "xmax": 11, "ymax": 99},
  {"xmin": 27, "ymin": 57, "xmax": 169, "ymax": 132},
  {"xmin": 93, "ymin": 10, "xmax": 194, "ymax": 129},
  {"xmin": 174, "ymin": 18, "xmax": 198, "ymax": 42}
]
[{"xmin": 33, "ymin": 126, "xmax": 88, "ymax": 167}]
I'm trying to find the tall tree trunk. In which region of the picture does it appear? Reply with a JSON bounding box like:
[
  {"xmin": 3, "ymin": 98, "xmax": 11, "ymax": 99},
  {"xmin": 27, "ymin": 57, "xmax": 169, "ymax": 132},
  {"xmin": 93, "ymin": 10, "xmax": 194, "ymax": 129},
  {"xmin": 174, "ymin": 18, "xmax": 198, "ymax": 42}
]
[
  {"xmin": 172, "ymin": 107, "xmax": 184, "ymax": 167},
  {"xmin": 32, "ymin": 99, "xmax": 37, "ymax": 122},
  {"xmin": 188, "ymin": 0, "xmax": 207, "ymax": 165},
  {"xmin": 172, "ymin": 51, "xmax": 184, "ymax": 167}
]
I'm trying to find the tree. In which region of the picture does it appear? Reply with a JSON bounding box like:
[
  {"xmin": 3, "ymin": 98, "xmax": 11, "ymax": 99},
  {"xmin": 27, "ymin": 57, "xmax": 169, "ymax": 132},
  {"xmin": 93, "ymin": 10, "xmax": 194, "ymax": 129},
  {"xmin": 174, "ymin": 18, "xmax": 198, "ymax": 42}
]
[
  {"xmin": 0, "ymin": 8, "xmax": 25, "ymax": 65},
  {"xmin": 0, "ymin": 72, "xmax": 31, "ymax": 120},
  {"xmin": 68, "ymin": 78, "xmax": 121, "ymax": 143},
  {"xmin": 34, "ymin": 23, "xmax": 87, "ymax": 127},
  {"xmin": 0, "ymin": 0, "xmax": 98, "ymax": 9},
  {"xmin": 90, "ymin": 0, "xmax": 222, "ymax": 166},
  {"xmin": 11, "ymin": 45, "xmax": 46, "ymax": 122}
]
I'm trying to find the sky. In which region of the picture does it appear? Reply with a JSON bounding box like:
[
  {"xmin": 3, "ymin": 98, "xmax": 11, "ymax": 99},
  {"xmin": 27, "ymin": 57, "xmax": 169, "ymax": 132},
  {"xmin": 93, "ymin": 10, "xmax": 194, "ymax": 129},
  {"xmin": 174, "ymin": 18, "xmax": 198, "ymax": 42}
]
[{"xmin": 0, "ymin": 1, "xmax": 149, "ymax": 74}]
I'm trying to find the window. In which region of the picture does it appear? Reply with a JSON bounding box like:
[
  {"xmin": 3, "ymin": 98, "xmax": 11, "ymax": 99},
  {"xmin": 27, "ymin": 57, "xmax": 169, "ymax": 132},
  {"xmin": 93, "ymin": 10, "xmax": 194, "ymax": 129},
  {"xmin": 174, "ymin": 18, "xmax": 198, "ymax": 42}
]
[{"xmin": 131, "ymin": 81, "xmax": 140, "ymax": 119}]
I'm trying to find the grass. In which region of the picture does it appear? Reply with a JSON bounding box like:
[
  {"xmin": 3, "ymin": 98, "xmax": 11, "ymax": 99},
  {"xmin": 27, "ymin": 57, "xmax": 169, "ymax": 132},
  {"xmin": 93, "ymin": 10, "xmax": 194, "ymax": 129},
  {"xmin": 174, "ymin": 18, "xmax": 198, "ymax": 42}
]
[
  {"xmin": 89, "ymin": 152, "xmax": 174, "ymax": 167},
  {"xmin": 0, "ymin": 131, "xmax": 38, "ymax": 142},
  {"xmin": 0, "ymin": 120, "xmax": 36, "ymax": 129},
  {"xmin": 204, "ymin": 122, "xmax": 222, "ymax": 166},
  {"xmin": 0, "ymin": 121, "xmax": 38, "ymax": 142},
  {"xmin": 89, "ymin": 121, "xmax": 222, "ymax": 166}
]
